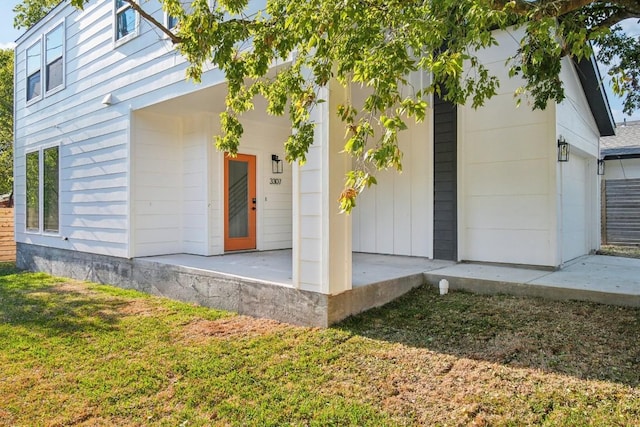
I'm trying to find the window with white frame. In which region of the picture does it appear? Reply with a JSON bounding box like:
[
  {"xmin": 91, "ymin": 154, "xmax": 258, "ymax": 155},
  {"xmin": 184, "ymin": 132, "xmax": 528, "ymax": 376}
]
[
  {"xmin": 166, "ymin": 13, "xmax": 178, "ymax": 30},
  {"xmin": 166, "ymin": 1, "xmax": 195, "ymax": 32},
  {"xmin": 45, "ymin": 24, "xmax": 64, "ymax": 92},
  {"xmin": 25, "ymin": 21, "xmax": 65, "ymax": 102},
  {"xmin": 115, "ymin": 0, "xmax": 138, "ymax": 41},
  {"xmin": 25, "ymin": 146, "xmax": 60, "ymax": 233},
  {"xmin": 25, "ymin": 151, "xmax": 40, "ymax": 230},
  {"xmin": 26, "ymin": 41, "xmax": 42, "ymax": 102}
]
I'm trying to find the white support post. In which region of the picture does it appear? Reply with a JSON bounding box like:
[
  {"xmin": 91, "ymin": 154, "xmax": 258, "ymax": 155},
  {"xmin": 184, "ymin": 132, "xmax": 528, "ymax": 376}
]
[{"xmin": 292, "ymin": 80, "xmax": 352, "ymax": 295}]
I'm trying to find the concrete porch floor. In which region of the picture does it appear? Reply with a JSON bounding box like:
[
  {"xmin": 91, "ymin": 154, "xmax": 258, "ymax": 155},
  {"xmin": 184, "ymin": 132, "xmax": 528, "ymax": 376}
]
[
  {"xmin": 139, "ymin": 250, "xmax": 455, "ymax": 288},
  {"xmin": 141, "ymin": 251, "xmax": 640, "ymax": 309}
]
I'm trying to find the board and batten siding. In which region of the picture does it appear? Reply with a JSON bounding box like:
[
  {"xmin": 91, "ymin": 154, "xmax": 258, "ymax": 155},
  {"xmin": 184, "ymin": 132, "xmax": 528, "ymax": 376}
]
[
  {"xmin": 14, "ymin": 0, "xmax": 230, "ymax": 258},
  {"xmin": 433, "ymin": 94, "xmax": 457, "ymax": 261},
  {"xmin": 459, "ymin": 28, "xmax": 558, "ymax": 267},
  {"xmin": 351, "ymin": 83, "xmax": 433, "ymax": 258},
  {"xmin": 351, "ymin": 119, "xmax": 433, "ymax": 258}
]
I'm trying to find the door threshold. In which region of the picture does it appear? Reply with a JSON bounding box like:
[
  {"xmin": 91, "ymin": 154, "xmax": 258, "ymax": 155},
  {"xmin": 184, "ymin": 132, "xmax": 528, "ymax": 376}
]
[{"xmin": 223, "ymin": 249, "xmax": 258, "ymax": 255}]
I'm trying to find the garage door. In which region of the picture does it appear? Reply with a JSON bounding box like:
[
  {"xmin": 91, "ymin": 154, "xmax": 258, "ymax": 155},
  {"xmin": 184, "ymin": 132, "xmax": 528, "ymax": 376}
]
[{"xmin": 562, "ymin": 155, "xmax": 588, "ymax": 262}]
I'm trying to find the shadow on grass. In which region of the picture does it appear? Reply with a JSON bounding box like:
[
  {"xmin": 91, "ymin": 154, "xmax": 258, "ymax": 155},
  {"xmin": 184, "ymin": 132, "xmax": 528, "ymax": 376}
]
[
  {"xmin": 337, "ymin": 285, "xmax": 640, "ymax": 387},
  {"xmin": 0, "ymin": 265, "xmax": 125, "ymax": 337}
]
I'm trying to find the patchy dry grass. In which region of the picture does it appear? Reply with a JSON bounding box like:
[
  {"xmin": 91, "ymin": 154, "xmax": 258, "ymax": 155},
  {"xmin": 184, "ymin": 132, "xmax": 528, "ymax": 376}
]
[
  {"xmin": 1, "ymin": 262, "xmax": 639, "ymax": 426},
  {"xmin": 598, "ymin": 245, "xmax": 640, "ymax": 259}
]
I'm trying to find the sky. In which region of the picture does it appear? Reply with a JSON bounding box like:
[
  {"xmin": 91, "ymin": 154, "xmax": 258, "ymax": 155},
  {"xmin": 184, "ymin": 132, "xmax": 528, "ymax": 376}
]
[
  {"xmin": 0, "ymin": 0, "xmax": 22, "ymax": 50},
  {"xmin": 0, "ymin": 0, "xmax": 639, "ymax": 122}
]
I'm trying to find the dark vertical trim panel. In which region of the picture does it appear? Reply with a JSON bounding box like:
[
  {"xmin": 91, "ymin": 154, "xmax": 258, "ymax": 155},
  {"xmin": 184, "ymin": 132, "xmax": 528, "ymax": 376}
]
[{"xmin": 433, "ymin": 94, "xmax": 458, "ymax": 261}]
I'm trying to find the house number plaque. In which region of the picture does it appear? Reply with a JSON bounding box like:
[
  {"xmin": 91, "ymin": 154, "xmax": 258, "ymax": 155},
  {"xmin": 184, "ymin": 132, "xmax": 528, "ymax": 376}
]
[{"xmin": 270, "ymin": 178, "xmax": 282, "ymax": 185}]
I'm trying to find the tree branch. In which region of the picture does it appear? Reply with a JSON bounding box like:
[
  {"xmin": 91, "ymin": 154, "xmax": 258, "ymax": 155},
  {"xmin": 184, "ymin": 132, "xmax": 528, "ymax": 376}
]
[{"xmin": 124, "ymin": 0, "xmax": 183, "ymax": 44}]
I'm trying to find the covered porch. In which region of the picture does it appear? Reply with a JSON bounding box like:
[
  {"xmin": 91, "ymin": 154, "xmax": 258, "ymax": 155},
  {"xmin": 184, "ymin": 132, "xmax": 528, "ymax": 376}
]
[
  {"xmin": 134, "ymin": 250, "xmax": 454, "ymax": 326},
  {"xmin": 132, "ymin": 249, "xmax": 640, "ymax": 326}
]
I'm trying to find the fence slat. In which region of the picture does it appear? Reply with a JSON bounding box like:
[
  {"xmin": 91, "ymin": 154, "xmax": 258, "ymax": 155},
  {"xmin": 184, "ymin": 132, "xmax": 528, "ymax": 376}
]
[
  {"xmin": 0, "ymin": 208, "xmax": 15, "ymax": 262},
  {"xmin": 605, "ymin": 179, "xmax": 640, "ymax": 246}
]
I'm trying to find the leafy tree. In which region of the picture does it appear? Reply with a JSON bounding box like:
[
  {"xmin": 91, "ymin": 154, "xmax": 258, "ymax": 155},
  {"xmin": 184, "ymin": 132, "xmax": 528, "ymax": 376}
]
[
  {"xmin": 14, "ymin": 0, "xmax": 640, "ymax": 210},
  {"xmin": 0, "ymin": 48, "xmax": 14, "ymax": 195}
]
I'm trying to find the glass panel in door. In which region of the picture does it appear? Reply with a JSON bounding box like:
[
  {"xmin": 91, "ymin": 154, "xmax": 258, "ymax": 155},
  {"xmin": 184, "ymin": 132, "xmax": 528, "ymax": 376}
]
[{"xmin": 224, "ymin": 154, "xmax": 256, "ymax": 251}]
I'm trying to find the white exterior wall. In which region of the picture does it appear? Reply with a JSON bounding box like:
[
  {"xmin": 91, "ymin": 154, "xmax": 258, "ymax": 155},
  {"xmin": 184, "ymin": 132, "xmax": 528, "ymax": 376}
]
[
  {"xmin": 352, "ymin": 120, "xmax": 433, "ymax": 257},
  {"xmin": 182, "ymin": 115, "xmax": 212, "ymax": 255},
  {"xmin": 293, "ymin": 82, "xmax": 352, "ymax": 294},
  {"xmin": 240, "ymin": 116, "xmax": 293, "ymax": 251},
  {"xmin": 459, "ymin": 28, "xmax": 559, "ymax": 267},
  {"xmin": 556, "ymin": 58, "xmax": 601, "ymax": 262},
  {"xmin": 556, "ymin": 59, "xmax": 600, "ymax": 158},
  {"xmin": 15, "ymin": 2, "xmax": 135, "ymax": 257},
  {"xmin": 604, "ymin": 159, "xmax": 640, "ymax": 180},
  {"xmin": 130, "ymin": 104, "xmax": 293, "ymax": 257},
  {"xmin": 15, "ymin": 0, "xmax": 290, "ymax": 258},
  {"xmin": 132, "ymin": 111, "xmax": 182, "ymax": 257}
]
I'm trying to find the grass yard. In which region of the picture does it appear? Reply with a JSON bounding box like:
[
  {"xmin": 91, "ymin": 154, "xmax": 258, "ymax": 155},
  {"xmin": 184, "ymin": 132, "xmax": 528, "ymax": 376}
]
[
  {"xmin": 1, "ymin": 262, "xmax": 639, "ymax": 426},
  {"xmin": 598, "ymin": 245, "xmax": 640, "ymax": 259}
]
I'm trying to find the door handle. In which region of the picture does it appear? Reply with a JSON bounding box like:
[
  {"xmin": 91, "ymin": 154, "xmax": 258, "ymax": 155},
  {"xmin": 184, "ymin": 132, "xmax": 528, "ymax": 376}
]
[{"xmin": 251, "ymin": 207, "xmax": 256, "ymax": 211}]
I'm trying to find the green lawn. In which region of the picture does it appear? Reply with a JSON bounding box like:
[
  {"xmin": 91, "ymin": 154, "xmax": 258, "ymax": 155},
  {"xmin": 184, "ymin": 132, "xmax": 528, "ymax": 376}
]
[
  {"xmin": 598, "ymin": 245, "xmax": 640, "ymax": 259},
  {"xmin": 1, "ymin": 262, "xmax": 639, "ymax": 426}
]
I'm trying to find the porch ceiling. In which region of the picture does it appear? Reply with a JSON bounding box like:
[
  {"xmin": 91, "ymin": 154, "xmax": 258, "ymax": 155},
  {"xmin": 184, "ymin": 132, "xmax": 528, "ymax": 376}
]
[{"xmin": 140, "ymin": 81, "xmax": 291, "ymax": 127}]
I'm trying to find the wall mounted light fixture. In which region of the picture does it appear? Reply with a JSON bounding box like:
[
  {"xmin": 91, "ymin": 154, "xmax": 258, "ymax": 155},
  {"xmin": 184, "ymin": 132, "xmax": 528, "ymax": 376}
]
[
  {"xmin": 597, "ymin": 159, "xmax": 605, "ymax": 176},
  {"xmin": 557, "ymin": 135, "xmax": 569, "ymax": 162},
  {"xmin": 271, "ymin": 154, "xmax": 283, "ymax": 174}
]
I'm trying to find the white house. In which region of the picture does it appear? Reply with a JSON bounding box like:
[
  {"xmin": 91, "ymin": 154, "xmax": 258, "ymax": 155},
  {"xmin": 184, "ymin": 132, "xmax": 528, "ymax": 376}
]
[{"xmin": 13, "ymin": 0, "xmax": 614, "ymax": 325}]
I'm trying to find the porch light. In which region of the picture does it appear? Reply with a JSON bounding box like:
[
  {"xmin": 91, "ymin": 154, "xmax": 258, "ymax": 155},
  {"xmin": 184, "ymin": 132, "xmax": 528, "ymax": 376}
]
[
  {"xmin": 271, "ymin": 154, "xmax": 283, "ymax": 174},
  {"xmin": 557, "ymin": 135, "xmax": 569, "ymax": 162},
  {"xmin": 598, "ymin": 159, "xmax": 605, "ymax": 175}
]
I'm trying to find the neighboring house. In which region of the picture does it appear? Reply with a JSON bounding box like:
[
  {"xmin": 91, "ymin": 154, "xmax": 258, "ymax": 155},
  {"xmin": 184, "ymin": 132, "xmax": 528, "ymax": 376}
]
[
  {"xmin": 0, "ymin": 193, "xmax": 13, "ymax": 208},
  {"xmin": 13, "ymin": 0, "xmax": 614, "ymax": 325},
  {"xmin": 600, "ymin": 120, "xmax": 640, "ymax": 245}
]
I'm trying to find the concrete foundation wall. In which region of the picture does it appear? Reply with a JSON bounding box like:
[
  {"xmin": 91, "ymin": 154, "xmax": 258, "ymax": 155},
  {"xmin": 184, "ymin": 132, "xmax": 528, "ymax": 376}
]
[{"xmin": 16, "ymin": 243, "xmax": 425, "ymax": 327}]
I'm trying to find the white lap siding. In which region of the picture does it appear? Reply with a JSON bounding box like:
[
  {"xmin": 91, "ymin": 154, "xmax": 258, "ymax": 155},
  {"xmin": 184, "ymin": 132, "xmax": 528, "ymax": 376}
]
[{"xmin": 14, "ymin": 0, "xmax": 229, "ymax": 257}]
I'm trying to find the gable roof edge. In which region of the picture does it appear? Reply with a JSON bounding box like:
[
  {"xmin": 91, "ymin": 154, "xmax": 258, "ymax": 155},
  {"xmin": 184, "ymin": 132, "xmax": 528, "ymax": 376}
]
[{"xmin": 574, "ymin": 54, "xmax": 615, "ymax": 137}]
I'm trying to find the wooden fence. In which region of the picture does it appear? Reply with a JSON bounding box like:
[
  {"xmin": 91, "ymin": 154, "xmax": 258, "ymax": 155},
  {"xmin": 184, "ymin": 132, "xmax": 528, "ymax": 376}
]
[
  {"xmin": 603, "ymin": 178, "xmax": 640, "ymax": 246},
  {"xmin": 0, "ymin": 208, "xmax": 15, "ymax": 262}
]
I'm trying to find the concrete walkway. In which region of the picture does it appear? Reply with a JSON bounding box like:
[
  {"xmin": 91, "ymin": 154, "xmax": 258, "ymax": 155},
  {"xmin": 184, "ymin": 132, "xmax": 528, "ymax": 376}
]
[{"xmin": 423, "ymin": 255, "xmax": 640, "ymax": 307}]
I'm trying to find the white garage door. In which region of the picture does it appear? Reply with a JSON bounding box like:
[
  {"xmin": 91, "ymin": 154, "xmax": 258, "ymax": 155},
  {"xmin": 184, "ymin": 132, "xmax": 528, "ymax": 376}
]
[{"xmin": 561, "ymin": 155, "xmax": 588, "ymax": 262}]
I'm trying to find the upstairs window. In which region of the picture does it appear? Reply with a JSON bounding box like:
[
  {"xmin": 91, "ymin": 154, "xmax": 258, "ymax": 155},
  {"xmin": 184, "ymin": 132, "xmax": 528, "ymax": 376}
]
[
  {"xmin": 167, "ymin": 14, "xmax": 179, "ymax": 30},
  {"xmin": 25, "ymin": 146, "xmax": 60, "ymax": 234},
  {"xmin": 115, "ymin": 0, "xmax": 137, "ymax": 41},
  {"xmin": 45, "ymin": 24, "xmax": 64, "ymax": 92},
  {"xmin": 26, "ymin": 41, "xmax": 42, "ymax": 102}
]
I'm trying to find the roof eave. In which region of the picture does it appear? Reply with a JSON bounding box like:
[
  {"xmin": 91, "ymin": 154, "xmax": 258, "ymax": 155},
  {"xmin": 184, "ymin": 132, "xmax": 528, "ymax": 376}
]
[{"xmin": 575, "ymin": 54, "xmax": 616, "ymax": 137}]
